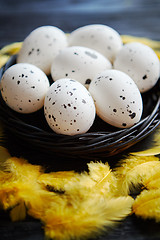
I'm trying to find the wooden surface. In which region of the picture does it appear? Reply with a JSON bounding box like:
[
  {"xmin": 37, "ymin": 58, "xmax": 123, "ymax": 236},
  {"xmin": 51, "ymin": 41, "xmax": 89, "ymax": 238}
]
[
  {"xmin": 0, "ymin": 0, "xmax": 160, "ymax": 240},
  {"xmin": 0, "ymin": 0, "xmax": 160, "ymax": 48}
]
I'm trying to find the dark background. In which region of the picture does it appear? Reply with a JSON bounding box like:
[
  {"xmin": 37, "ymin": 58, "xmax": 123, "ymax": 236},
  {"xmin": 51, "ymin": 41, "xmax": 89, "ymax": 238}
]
[
  {"xmin": 0, "ymin": 0, "xmax": 160, "ymax": 239},
  {"xmin": 0, "ymin": 0, "xmax": 160, "ymax": 47}
]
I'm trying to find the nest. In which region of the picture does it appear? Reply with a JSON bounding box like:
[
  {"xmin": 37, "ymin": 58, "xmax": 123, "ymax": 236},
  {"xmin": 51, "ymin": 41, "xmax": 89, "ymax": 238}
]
[{"xmin": 0, "ymin": 55, "xmax": 160, "ymax": 161}]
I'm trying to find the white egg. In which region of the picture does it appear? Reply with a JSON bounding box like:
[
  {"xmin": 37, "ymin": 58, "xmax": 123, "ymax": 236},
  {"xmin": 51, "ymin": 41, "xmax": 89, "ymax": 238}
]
[
  {"xmin": 17, "ymin": 26, "xmax": 68, "ymax": 75},
  {"xmin": 89, "ymin": 69, "xmax": 143, "ymax": 128},
  {"xmin": 68, "ymin": 24, "xmax": 123, "ymax": 62},
  {"xmin": 51, "ymin": 46, "xmax": 112, "ymax": 88},
  {"xmin": 44, "ymin": 78, "xmax": 96, "ymax": 135},
  {"xmin": 114, "ymin": 42, "xmax": 160, "ymax": 93},
  {"xmin": 0, "ymin": 63, "xmax": 50, "ymax": 113}
]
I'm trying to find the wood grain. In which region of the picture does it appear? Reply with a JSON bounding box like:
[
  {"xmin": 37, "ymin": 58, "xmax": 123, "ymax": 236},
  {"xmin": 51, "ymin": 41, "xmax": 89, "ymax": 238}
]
[{"xmin": 0, "ymin": 0, "xmax": 160, "ymax": 47}]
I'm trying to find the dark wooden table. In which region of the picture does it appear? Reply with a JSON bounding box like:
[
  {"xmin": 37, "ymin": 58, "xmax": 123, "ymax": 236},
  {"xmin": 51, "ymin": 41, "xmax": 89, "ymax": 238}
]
[
  {"xmin": 0, "ymin": 0, "xmax": 160, "ymax": 48},
  {"xmin": 0, "ymin": 0, "xmax": 160, "ymax": 239}
]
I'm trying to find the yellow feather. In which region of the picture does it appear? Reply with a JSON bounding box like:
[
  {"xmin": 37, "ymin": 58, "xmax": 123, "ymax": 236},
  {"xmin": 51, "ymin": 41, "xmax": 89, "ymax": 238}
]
[
  {"xmin": 87, "ymin": 161, "xmax": 118, "ymax": 196},
  {"xmin": 62, "ymin": 172, "xmax": 96, "ymax": 199},
  {"xmin": 43, "ymin": 195, "xmax": 133, "ymax": 240},
  {"xmin": 0, "ymin": 156, "xmax": 136, "ymax": 239},
  {"xmin": 0, "ymin": 42, "xmax": 22, "ymax": 55},
  {"xmin": 38, "ymin": 162, "xmax": 118, "ymax": 198},
  {"xmin": 38, "ymin": 171, "xmax": 78, "ymax": 191},
  {"xmin": 50, "ymin": 163, "xmax": 117, "ymax": 200},
  {"xmin": 87, "ymin": 161, "xmax": 111, "ymax": 181},
  {"xmin": 121, "ymin": 35, "xmax": 160, "ymax": 48},
  {"xmin": 0, "ymin": 157, "xmax": 47, "ymax": 213},
  {"xmin": 3, "ymin": 157, "xmax": 43, "ymax": 182},
  {"xmin": 0, "ymin": 185, "xmax": 20, "ymax": 210},
  {"xmin": 132, "ymin": 147, "xmax": 160, "ymax": 157},
  {"xmin": 133, "ymin": 189, "xmax": 160, "ymax": 222},
  {"xmin": 0, "ymin": 42, "xmax": 22, "ymax": 67},
  {"xmin": 114, "ymin": 155, "xmax": 160, "ymax": 195},
  {"xmin": 10, "ymin": 201, "xmax": 26, "ymax": 222},
  {"xmin": 146, "ymin": 178, "xmax": 160, "ymax": 190},
  {"xmin": 0, "ymin": 170, "xmax": 13, "ymax": 184},
  {"xmin": 155, "ymin": 50, "xmax": 160, "ymax": 60},
  {"xmin": 143, "ymin": 166, "xmax": 160, "ymax": 190},
  {"xmin": 37, "ymin": 161, "xmax": 134, "ymax": 239},
  {"xmin": 0, "ymin": 55, "xmax": 10, "ymax": 68}
]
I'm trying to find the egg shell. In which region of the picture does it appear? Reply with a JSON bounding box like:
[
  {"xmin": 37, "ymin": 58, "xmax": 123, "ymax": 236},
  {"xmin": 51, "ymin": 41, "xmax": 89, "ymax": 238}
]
[
  {"xmin": 51, "ymin": 46, "xmax": 112, "ymax": 88},
  {"xmin": 44, "ymin": 78, "xmax": 96, "ymax": 135},
  {"xmin": 17, "ymin": 26, "xmax": 68, "ymax": 75},
  {"xmin": 0, "ymin": 63, "xmax": 50, "ymax": 113},
  {"xmin": 68, "ymin": 24, "xmax": 123, "ymax": 62},
  {"xmin": 89, "ymin": 69, "xmax": 143, "ymax": 128},
  {"xmin": 114, "ymin": 42, "xmax": 160, "ymax": 93}
]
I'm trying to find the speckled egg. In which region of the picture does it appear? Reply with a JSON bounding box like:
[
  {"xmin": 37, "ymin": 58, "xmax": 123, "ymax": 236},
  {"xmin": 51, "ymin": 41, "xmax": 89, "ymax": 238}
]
[
  {"xmin": 51, "ymin": 46, "xmax": 112, "ymax": 88},
  {"xmin": 68, "ymin": 24, "xmax": 123, "ymax": 62},
  {"xmin": 0, "ymin": 63, "xmax": 50, "ymax": 113},
  {"xmin": 44, "ymin": 78, "xmax": 96, "ymax": 135},
  {"xmin": 17, "ymin": 26, "xmax": 68, "ymax": 75},
  {"xmin": 114, "ymin": 42, "xmax": 160, "ymax": 93},
  {"xmin": 89, "ymin": 69, "xmax": 143, "ymax": 128}
]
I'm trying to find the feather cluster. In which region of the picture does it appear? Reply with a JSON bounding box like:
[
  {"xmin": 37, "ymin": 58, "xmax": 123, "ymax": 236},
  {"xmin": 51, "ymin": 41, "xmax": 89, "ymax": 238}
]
[
  {"xmin": 0, "ymin": 42, "xmax": 22, "ymax": 68},
  {"xmin": 0, "ymin": 134, "xmax": 160, "ymax": 239},
  {"xmin": 0, "ymin": 155, "xmax": 133, "ymax": 240},
  {"xmin": 115, "ymin": 126, "xmax": 160, "ymax": 222},
  {"xmin": 116, "ymin": 153, "xmax": 160, "ymax": 222}
]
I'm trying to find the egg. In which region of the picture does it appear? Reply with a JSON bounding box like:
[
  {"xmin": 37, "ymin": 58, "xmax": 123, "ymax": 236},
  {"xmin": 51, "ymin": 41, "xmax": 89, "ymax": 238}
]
[
  {"xmin": 0, "ymin": 63, "xmax": 50, "ymax": 113},
  {"xmin": 17, "ymin": 26, "xmax": 68, "ymax": 75},
  {"xmin": 44, "ymin": 78, "xmax": 96, "ymax": 135},
  {"xmin": 114, "ymin": 42, "xmax": 160, "ymax": 93},
  {"xmin": 51, "ymin": 46, "xmax": 112, "ymax": 88},
  {"xmin": 68, "ymin": 24, "xmax": 123, "ymax": 62},
  {"xmin": 89, "ymin": 69, "xmax": 143, "ymax": 128}
]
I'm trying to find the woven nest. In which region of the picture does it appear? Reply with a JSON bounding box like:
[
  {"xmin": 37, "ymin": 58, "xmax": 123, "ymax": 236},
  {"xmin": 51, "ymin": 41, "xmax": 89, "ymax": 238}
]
[{"xmin": 0, "ymin": 55, "xmax": 160, "ymax": 160}]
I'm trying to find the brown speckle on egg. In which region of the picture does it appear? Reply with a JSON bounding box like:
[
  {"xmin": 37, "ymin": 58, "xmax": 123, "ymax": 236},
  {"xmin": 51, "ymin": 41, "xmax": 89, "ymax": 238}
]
[
  {"xmin": 142, "ymin": 74, "xmax": 147, "ymax": 80},
  {"xmin": 120, "ymin": 96, "xmax": 126, "ymax": 100},
  {"xmin": 129, "ymin": 112, "xmax": 136, "ymax": 119},
  {"xmin": 85, "ymin": 79, "xmax": 91, "ymax": 85},
  {"xmin": 52, "ymin": 115, "xmax": 56, "ymax": 121}
]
